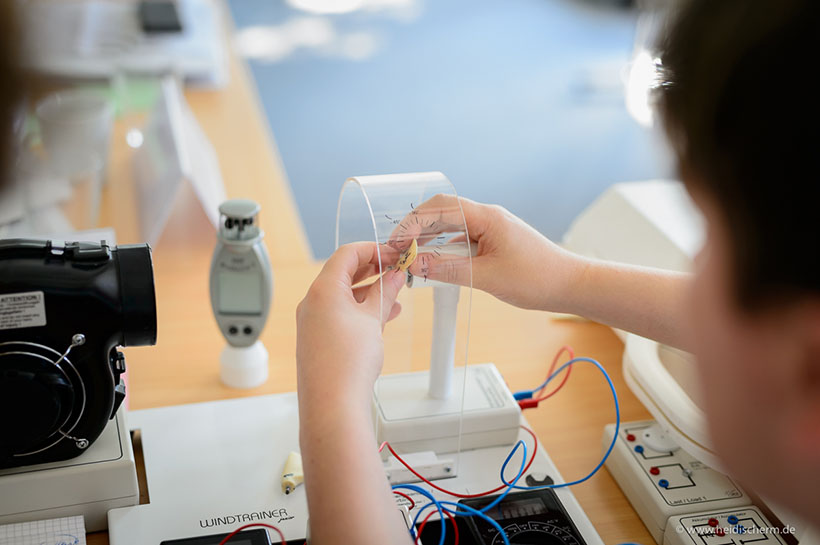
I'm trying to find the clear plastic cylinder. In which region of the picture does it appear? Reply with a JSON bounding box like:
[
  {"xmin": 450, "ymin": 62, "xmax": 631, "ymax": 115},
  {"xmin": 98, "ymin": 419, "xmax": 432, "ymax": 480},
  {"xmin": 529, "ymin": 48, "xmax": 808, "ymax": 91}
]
[{"xmin": 335, "ymin": 172, "xmax": 473, "ymax": 470}]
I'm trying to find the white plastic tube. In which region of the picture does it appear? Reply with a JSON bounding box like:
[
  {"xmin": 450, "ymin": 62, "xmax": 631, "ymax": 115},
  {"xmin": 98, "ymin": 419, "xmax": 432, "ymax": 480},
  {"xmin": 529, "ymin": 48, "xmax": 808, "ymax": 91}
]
[{"xmin": 428, "ymin": 284, "xmax": 460, "ymax": 400}]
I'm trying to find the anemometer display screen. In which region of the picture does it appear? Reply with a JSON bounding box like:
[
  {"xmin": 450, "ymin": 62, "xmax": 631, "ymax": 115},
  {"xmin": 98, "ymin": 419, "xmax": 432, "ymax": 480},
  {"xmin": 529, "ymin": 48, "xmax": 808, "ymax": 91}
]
[{"xmin": 217, "ymin": 270, "xmax": 263, "ymax": 315}]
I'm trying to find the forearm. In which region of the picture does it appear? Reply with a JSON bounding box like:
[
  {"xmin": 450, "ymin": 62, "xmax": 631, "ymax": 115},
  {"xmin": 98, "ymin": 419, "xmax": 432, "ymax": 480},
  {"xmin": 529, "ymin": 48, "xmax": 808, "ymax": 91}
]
[
  {"xmin": 298, "ymin": 393, "xmax": 412, "ymax": 545},
  {"xmin": 553, "ymin": 254, "xmax": 693, "ymax": 350}
]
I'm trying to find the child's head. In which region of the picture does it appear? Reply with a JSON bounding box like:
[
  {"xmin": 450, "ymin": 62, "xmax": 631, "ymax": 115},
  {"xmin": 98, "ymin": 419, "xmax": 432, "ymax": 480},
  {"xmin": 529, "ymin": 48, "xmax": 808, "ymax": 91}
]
[{"xmin": 658, "ymin": 0, "xmax": 820, "ymax": 523}]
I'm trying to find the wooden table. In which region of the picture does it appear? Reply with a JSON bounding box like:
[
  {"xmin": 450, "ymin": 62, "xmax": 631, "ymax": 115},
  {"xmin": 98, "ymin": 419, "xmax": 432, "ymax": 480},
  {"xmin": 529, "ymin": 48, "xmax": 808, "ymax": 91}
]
[{"xmin": 84, "ymin": 5, "xmax": 652, "ymax": 544}]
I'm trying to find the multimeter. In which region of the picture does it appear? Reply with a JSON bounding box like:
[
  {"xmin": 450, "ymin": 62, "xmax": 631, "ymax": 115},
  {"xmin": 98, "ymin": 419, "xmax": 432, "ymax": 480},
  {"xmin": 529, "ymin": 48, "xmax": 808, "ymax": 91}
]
[
  {"xmin": 209, "ymin": 199, "xmax": 273, "ymax": 348},
  {"xmin": 418, "ymin": 489, "xmax": 588, "ymax": 545}
]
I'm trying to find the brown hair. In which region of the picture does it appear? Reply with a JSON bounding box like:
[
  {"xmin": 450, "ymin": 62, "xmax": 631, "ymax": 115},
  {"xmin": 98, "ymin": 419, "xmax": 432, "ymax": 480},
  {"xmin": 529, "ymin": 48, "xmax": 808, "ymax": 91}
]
[
  {"xmin": 657, "ymin": 0, "xmax": 820, "ymax": 308},
  {"xmin": 0, "ymin": 1, "xmax": 24, "ymax": 185}
]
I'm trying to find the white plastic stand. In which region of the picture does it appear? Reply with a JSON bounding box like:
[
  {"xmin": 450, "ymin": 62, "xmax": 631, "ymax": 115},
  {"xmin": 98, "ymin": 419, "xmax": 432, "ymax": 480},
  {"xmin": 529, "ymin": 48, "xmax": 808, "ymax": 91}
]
[
  {"xmin": 374, "ymin": 362, "xmax": 520, "ymax": 456},
  {"xmin": 374, "ymin": 280, "xmax": 519, "ymax": 459},
  {"xmin": 219, "ymin": 340, "xmax": 268, "ymax": 389},
  {"xmin": 428, "ymin": 285, "xmax": 459, "ymax": 400}
]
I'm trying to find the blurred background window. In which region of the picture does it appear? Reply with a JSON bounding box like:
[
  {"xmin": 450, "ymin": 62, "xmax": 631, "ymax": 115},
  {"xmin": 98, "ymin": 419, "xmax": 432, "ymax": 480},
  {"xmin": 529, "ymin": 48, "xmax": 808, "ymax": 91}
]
[{"xmin": 230, "ymin": 0, "xmax": 675, "ymax": 259}]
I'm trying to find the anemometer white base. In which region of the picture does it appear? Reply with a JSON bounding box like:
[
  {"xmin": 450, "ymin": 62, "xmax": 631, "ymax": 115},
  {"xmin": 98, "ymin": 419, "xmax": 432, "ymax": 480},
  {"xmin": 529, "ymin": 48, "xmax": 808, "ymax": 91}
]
[
  {"xmin": 373, "ymin": 363, "xmax": 520, "ymax": 458},
  {"xmin": 219, "ymin": 341, "xmax": 269, "ymax": 389}
]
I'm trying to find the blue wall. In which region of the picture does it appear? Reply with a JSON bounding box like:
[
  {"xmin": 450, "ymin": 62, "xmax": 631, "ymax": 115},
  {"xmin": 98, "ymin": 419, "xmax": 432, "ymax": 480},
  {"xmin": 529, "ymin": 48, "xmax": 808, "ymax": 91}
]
[{"xmin": 229, "ymin": 0, "xmax": 674, "ymax": 258}]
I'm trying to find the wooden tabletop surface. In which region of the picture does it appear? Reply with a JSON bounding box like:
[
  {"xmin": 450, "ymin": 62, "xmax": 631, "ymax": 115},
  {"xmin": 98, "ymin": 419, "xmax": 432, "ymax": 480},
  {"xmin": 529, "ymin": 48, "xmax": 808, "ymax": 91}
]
[{"xmin": 82, "ymin": 4, "xmax": 653, "ymax": 544}]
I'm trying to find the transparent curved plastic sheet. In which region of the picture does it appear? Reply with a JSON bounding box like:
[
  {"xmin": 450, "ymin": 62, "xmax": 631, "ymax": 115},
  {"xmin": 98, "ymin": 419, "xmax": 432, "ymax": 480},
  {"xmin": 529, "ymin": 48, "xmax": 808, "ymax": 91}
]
[{"xmin": 336, "ymin": 172, "xmax": 472, "ymax": 476}]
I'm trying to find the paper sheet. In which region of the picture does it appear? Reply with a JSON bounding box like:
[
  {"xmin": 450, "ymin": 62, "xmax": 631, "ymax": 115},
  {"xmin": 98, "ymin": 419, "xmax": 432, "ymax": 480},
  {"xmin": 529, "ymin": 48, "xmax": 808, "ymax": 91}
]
[{"xmin": 0, "ymin": 515, "xmax": 86, "ymax": 545}]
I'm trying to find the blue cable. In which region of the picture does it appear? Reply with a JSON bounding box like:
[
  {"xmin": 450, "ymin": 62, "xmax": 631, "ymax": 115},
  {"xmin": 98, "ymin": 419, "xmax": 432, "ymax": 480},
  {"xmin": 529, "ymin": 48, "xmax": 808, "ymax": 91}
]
[
  {"xmin": 408, "ymin": 439, "xmax": 527, "ymax": 532},
  {"xmin": 409, "ymin": 500, "xmax": 513, "ymax": 545},
  {"xmin": 404, "ymin": 439, "xmax": 527, "ymax": 545},
  {"xmin": 513, "ymin": 356, "xmax": 593, "ymax": 398},
  {"xmin": 504, "ymin": 356, "xmax": 620, "ymax": 489},
  {"xmin": 395, "ymin": 355, "xmax": 618, "ymax": 543},
  {"xmin": 410, "ymin": 500, "xmax": 445, "ymax": 537},
  {"xmin": 478, "ymin": 440, "xmax": 526, "ymax": 513},
  {"xmin": 392, "ymin": 484, "xmax": 446, "ymax": 545}
]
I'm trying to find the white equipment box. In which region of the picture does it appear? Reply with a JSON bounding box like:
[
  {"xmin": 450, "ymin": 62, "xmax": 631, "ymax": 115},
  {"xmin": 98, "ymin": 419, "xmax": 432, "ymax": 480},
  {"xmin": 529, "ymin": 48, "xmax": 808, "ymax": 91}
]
[
  {"xmin": 0, "ymin": 408, "xmax": 138, "ymax": 532},
  {"xmin": 665, "ymin": 507, "xmax": 786, "ymax": 545},
  {"xmin": 603, "ymin": 421, "xmax": 767, "ymax": 544}
]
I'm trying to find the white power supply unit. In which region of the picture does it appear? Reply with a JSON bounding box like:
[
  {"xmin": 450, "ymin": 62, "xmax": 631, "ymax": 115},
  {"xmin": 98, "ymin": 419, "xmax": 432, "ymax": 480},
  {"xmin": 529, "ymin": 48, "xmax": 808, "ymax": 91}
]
[
  {"xmin": 603, "ymin": 420, "xmax": 751, "ymax": 544},
  {"xmin": 664, "ymin": 507, "xmax": 787, "ymax": 545}
]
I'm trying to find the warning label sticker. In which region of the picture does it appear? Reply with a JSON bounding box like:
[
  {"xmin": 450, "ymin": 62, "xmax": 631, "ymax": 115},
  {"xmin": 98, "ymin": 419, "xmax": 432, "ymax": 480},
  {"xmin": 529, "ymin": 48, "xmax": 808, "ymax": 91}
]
[{"xmin": 0, "ymin": 291, "xmax": 47, "ymax": 330}]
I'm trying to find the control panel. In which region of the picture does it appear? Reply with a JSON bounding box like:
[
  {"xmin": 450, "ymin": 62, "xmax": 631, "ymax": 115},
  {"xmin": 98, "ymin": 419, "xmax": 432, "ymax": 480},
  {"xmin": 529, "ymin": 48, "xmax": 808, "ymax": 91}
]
[
  {"xmin": 664, "ymin": 507, "xmax": 787, "ymax": 545},
  {"xmin": 603, "ymin": 420, "xmax": 750, "ymax": 543}
]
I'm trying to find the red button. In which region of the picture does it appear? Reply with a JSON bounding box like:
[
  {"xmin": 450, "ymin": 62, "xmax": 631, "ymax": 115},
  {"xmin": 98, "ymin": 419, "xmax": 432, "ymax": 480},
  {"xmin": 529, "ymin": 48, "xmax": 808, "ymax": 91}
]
[
  {"xmin": 650, "ymin": 467, "xmax": 660, "ymax": 475},
  {"xmin": 626, "ymin": 434, "xmax": 636, "ymax": 442},
  {"xmin": 716, "ymin": 529, "xmax": 725, "ymax": 536},
  {"xmin": 708, "ymin": 518, "xmax": 719, "ymax": 527}
]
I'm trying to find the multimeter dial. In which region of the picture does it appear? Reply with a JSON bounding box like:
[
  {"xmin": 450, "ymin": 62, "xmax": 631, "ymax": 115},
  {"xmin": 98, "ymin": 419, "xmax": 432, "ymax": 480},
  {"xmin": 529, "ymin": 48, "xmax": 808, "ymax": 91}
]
[
  {"xmin": 491, "ymin": 521, "xmax": 583, "ymax": 545},
  {"xmin": 460, "ymin": 489, "xmax": 587, "ymax": 545}
]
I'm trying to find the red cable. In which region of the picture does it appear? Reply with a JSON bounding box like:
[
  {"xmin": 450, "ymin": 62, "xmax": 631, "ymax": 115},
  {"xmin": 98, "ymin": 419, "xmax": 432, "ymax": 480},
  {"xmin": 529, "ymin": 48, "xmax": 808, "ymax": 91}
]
[
  {"xmin": 517, "ymin": 398, "xmax": 540, "ymax": 410},
  {"xmin": 516, "ymin": 345, "xmax": 575, "ymax": 409},
  {"xmin": 378, "ymin": 425, "xmax": 538, "ymax": 499},
  {"xmin": 217, "ymin": 523, "xmax": 286, "ymax": 545},
  {"xmin": 535, "ymin": 345, "xmax": 574, "ymax": 398},
  {"xmin": 220, "ymin": 351, "xmax": 570, "ymax": 545},
  {"xmin": 534, "ymin": 367, "xmax": 572, "ymax": 402},
  {"xmin": 416, "ymin": 507, "xmax": 459, "ymax": 545},
  {"xmin": 393, "ymin": 490, "xmax": 416, "ymax": 510},
  {"xmin": 219, "ymin": 429, "xmax": 538, "ymax": 544}
]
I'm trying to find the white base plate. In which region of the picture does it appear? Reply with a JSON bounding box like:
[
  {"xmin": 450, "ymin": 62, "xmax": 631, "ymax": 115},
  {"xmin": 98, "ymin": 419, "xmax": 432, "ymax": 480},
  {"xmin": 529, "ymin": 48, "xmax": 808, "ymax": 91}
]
[{"xmin": 108, "ymin": 392, "xmax": 603, "ymax": 545}]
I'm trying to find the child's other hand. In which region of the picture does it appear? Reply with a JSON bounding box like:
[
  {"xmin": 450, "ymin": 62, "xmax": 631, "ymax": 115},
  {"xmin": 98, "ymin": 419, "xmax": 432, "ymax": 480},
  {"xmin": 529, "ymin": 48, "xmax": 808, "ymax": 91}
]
[
  {"xmin": 396, "ymin": 194, "xmax": 580, "ymax": 312},
  {"xmin": 296, "ymin": 242, "xmax": 404, "ymax": 408}
]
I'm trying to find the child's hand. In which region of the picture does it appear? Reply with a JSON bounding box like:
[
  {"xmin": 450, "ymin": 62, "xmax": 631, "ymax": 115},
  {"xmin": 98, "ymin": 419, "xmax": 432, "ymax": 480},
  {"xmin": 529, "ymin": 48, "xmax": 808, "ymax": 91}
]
[
  {"xmin": 396, "ymin": 194, "xmax": 580, "ymax": 312},
  {"xmin": 296, "ymin": 242, "xmax": 405, "ymax": 407},
  {"xmin": 296, "ymin": 243, "xmax": 417, "ymax": 545}
]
